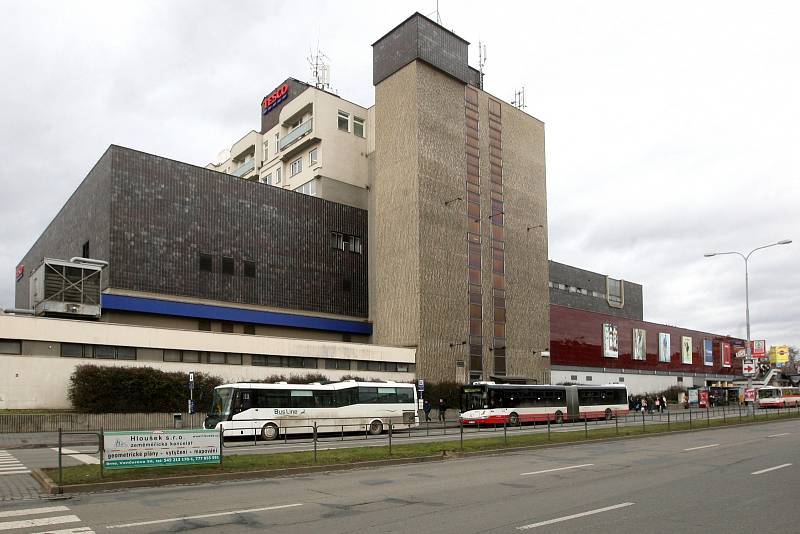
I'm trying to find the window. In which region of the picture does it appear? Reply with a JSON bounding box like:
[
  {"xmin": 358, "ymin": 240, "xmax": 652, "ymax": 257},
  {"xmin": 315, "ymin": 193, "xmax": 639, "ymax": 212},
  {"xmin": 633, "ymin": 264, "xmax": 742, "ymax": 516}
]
[
  {"xmin": 82, "ymin": 241, "xmax": 90, "ymax": 258},
  {"xmin": 309, "ymin": 147, "xmax": 318, "ymax": 165},
  {"xmin": 243, "ymin": 260, "xmax": 256, "ymax": 278},
  {"xmin": 182, "ymin": 351, "xmax": 200, "ymax": 363},
  {"xmin": 243, "ymin": 324, "xmax": 255, "ymax": 335},
  {"xmin": 325, "ymin": 359, "xmax": 351, "ymax": 370},
  {"xmin": 198, "ymin": 320, "xmax": 211, "ymax": 331},
  {"xmin": 295, "ymin": 180, "xmax": 317, "ymax": 196},
  {"xmin": 618, "ymin": 377, "xmax": 625, "ymax": 382},
  {"xmin": 291, "ymin": 390, "xmax": 315, "ymax": 408},
  {"xmin": 353, "ymin": 116, "xmax": 365, "ymax": 138},
  {"xmin": 263, "ymin": 173, "xmax": 272, "ymax": 185},
  {"xmin": 585, "ymin": 376, "xmax": 593, "ymax": 381},
  {"xmin": 290, "ymin": 158, "xmax": 302, "ymax": 176},
  {"xmin": 274, "ymin": 132, "xmax": 279, "ymax": 153},
  {"xmin": 226, "ymin": 353, "xmax": 243, "ymax": 365},
  {"xmin": 208, "ymin": 352, "xmax": 226, "ymax": 364},
  {"xmin": 347, "ymin": 235, "xmax": 363, "ymax": 254},
  {"xmin": 199, "ymin": 253, "xmax": 213, "ymax": 272},
  {"xmin": 0, "ymin": 339, "xmax": 21, "ymax": 355},
  {"xmin": 263, "ymin": 142, "xmax": 268, "ymax": 162},
  {"xmin": 337, "ymin": 110, "xmax": 350, "ymax": 132},
  {"xmin": 164, "ymin": 349, "xmax": 181, "ymax": 362},
  {"xmin": 61, "ymin": 343, "xmax": 85, "ymax": 358},
  {"xmin": 677, "ymin": 377, "xmax": 684, "ymax": 383},
  {"xmin": 252, "ymin": 355, "xmax": 267, "ymax": 366},
  {"xmin": 331, "ymin": 232, "xmax": 345, "ymax": 251},
  {"xmin": 117, "ymin": 347, "xmax": 137, "ymax": 360},
  {"xmin": 275, "ymin": 167, "xmax": 281, "ymax": 184},
  {"xmin": 92, "ymin": 345, "xmax": 116, "ymax": 359},
  {"xmin": 571, "ymin": 375, "xmax": 578, "ymax": 381},
  {"xmin": 221, "ymin": 322, "xmax": 234, "ymax": 333},
  {"xmin": 222, "ymin": 257, "xmax": 234, "ymax": 275}
]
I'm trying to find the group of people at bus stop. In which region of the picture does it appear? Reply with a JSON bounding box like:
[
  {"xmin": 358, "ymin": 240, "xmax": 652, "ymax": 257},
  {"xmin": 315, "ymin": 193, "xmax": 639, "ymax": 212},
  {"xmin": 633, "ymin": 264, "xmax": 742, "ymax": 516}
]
[
  {"xmin": 629, "ymin": 394, "xmax": 668, "ymax": 414},
  {"xmin": 422, "ymin": 398, "xmax": 448, "ymax": 423}
]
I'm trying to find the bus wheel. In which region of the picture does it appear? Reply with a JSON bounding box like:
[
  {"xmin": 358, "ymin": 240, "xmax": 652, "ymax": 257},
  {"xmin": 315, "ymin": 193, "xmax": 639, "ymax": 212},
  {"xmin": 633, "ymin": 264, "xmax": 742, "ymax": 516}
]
[
  {"xmin": 261, "ymin": 423, "xmax": 279, "ymax": 441},
  {"xmin": 368, "ymin": 420, "xmax": 384, "ymax": 435},
  {"xmin": 605, "ymin": 409, "xmax": 613, "ymax": 421},
  {"xmin": 509, "ymin": 413, "xmax": 520, "ymax": 426},
  {"xmin": 555, "ymin": 411, "xmax": 564, "ymax": 424}
]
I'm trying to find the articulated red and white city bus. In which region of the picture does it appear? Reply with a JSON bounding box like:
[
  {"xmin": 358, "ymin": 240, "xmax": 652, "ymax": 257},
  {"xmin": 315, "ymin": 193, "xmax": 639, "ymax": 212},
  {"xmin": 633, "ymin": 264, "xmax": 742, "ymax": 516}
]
[
  {"xmin": 757, "ymin": 386, "xmax": 800, "ymax": 408},
  {"xmin": 460, "ymin": 382, "xmax": 629, "ymax": 426}
]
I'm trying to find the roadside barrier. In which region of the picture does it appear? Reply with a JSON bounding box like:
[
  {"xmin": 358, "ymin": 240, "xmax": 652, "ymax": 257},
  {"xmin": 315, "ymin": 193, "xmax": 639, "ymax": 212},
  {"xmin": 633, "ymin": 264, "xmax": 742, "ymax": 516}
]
[{"xmin": 1, "ymin": 412, "xmax": 208, "ymax": 433}]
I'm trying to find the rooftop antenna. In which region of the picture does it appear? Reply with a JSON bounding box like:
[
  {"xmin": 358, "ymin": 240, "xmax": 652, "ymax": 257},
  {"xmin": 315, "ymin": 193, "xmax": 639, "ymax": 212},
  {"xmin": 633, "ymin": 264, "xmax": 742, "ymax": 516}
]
[
  {"xmin": 478, "ymin": 41, "xmax": 487, "ymax": 87},
  {"xmin": 512, "ymin": 86, "xmax": 526, "ymax": 110},
  {"xmin": 428, "ymin": 0, "xmax": 443, "ymax": 25},
  {"xmin": 308, "ymin": 41, "xmax": 331, "ymax": 91}
]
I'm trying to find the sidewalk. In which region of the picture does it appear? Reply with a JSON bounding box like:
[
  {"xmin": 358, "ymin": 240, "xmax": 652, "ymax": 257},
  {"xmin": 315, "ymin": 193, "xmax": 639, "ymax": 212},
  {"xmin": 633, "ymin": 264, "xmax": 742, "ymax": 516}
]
[{"xmin": 0, "ymin": 432, "xmax": 97, "ymax": 450}]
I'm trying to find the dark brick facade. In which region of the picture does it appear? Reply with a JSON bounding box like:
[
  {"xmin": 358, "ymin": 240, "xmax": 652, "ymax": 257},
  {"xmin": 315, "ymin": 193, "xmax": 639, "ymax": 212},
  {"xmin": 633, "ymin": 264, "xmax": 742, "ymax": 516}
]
[
  {"xmin": 549, "ymin": 260, "xmax": 643, "ymax": 320},
  {"xmin": 17, "ymin": 145, "xmax": 368, "ymax": 318}
]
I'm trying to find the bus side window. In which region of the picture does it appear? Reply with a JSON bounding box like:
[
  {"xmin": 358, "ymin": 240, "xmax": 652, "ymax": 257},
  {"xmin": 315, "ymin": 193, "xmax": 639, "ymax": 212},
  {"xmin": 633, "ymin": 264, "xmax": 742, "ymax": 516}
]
[
  {"xmin": 290, "ymin": 390, "xmax": 315, "ymax": 408},
  {"xmin": 359, "ymin": 387, "xmax": 378, "ymax": 404},
  {"xmin": 396, "ymin": 388, "xmax": 414, "ymax": 403}
]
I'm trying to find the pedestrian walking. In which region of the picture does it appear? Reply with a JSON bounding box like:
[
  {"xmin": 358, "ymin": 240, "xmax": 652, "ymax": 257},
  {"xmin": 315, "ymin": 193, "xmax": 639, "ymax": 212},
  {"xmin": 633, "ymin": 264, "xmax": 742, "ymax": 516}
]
[
  {"xmin": 423, "ymin": 399, "xmax": 432, "ymax": 422},
  {"xmin": 662, "ymin": 395, "xmax": 668, "ymax": 411},
  {"xmin": 437, "ymin": 398, "xmax": 447, "ymax": 423},
  {"xmin": 655, "ymin": 396, "xmax": 661, "ymax": 413},
  {"xmin": 641, "ymin": 398, "xmax": 647, "ymax": 414}
]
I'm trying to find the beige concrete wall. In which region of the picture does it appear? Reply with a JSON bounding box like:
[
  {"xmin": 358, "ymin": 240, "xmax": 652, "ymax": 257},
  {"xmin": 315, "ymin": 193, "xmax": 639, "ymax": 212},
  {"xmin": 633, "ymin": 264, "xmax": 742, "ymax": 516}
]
[
  {"xmin": 483, "ymin": 95, "xmax": 550, "ymax": 383},
  {"xmin": 371, "ymin": 61, "xmax": 421, "ymax": 349},
  {"xmin": 0, "ymin": 355, "xmax": 413, "ymax": 409},
  {"xmin": 0, "ymin": 315, "xmax": 413, "ymax": 363},
  {"xmin": 373, "ymin": 60, "xmax": 550, "ymax": 384}
]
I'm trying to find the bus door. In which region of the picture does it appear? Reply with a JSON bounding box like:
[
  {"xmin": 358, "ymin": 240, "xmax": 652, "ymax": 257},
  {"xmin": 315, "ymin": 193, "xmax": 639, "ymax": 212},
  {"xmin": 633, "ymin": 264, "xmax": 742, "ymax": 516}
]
[{"xmin": 565, "ymin": 386, "xmax": 580, "ymax": 419}]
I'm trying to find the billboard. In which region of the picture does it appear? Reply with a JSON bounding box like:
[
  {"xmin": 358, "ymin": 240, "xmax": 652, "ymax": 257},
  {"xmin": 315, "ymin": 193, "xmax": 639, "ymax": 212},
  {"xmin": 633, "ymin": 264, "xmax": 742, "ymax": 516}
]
[
  {"xmin": 603, "ymin": 324, "xmax": 618, "ymax": 358},
  {"xmin": 103, "ymin": 430, "xmax": 221, "ymax": 470},
  {"xmin": 659, "ymin": 333, "xmax": 670, "ymax": 362},
  {"xmin": 681, "ymin": 336, "xmax": 692, "ymax": 364},
  {"xmin": 703, "ymin": 339, "xmax": 713, "ymax": 366},
  {"xmin": 633, "ymin": 329, "xmax": 646, "ymax": 360},
  {"xmin": 751, "ymin": 340, "xmax": 767, "ymax": 358},
  {"xmin": 768, "ymin": 345, "xmax": 790, "ymax": 365},
  {"xmin": 721, "ymin": 342, "xmax": 732, "ymax": 367}
]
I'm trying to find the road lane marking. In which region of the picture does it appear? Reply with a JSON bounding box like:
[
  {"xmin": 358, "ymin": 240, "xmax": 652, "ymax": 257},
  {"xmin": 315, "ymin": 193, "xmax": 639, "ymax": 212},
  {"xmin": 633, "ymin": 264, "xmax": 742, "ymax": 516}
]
[
  {"xmin": 0, "ymin": 515, "xmax": 81, "ymax": 531},
  {"xmin": 517, "ymin": 502, "xmax": 635, "ymax": 530},
  {"xmin": 520, "ymin": 464, "xmax": 594, "ymax": 476},
  {"xmin": 751, "ymin": 463, "xmax": 792, "ymax": 475},
  {"xmin": 683, "ymin": 444, "xmax": 720, "ymax": 451},
  {"xmin": 51, "ymin": 448, "xmax": 101, "ymax": 465},
  {"xmin": 0, "ymin": 506, "xmax": 70, "ymax": 518},
  {"xmin": 32, "ymin": 528, "xmax": 94, "ymax": 534},
  {"xmin": 768, "ymin": 433, "xmax": 790, "ymax": 438},
  {"xmin": 105, "ymin": 503, "xmax": 303, "ymax": 529},
  {"xmin": 0, "ymin": 471, "xmax": 31, "ymax": 476}
]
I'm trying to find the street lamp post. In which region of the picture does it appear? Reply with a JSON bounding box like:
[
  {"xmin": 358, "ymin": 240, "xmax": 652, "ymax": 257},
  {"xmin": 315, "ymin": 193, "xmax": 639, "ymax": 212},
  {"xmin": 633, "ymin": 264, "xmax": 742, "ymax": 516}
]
[{"xmin": 704, "ymin": 239, "xmax": 792, "ymax": 413}]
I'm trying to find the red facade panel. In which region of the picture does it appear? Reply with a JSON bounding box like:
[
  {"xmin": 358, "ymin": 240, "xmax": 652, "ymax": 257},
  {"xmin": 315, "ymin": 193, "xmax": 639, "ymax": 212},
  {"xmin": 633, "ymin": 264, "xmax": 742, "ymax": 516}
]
[{"xmin": 550, "ymin": 305, "xmax": 745, "ymax": 375}]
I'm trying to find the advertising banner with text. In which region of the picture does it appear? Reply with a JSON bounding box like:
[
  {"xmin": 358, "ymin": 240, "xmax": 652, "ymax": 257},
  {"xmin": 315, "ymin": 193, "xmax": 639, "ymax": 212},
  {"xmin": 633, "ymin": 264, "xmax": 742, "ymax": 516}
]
[{"xmin": 103, "ymin": 429, "xmax": 220, "ymax": 470}]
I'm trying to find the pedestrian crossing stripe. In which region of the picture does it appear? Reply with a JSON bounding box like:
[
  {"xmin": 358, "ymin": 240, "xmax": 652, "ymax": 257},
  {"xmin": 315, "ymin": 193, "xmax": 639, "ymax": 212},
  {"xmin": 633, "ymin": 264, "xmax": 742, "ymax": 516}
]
[{"xmin": 0, "ymin": 505, "xmax": 94, "ymax": 533}]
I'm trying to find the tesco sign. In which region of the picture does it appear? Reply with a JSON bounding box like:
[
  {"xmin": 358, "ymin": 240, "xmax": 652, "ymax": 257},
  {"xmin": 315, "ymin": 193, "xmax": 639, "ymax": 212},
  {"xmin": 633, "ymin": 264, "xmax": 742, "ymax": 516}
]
[{"xmin": 261, "ymin": 83, "xmax": 289, "ymax": 114}]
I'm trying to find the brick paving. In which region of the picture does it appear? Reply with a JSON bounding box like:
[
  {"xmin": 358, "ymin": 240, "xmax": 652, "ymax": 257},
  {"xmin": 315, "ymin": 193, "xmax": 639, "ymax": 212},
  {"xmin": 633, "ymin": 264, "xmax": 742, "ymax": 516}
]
[{"xmin": 0, "ymin": 450, "xmax": 44, "ymax": 502}]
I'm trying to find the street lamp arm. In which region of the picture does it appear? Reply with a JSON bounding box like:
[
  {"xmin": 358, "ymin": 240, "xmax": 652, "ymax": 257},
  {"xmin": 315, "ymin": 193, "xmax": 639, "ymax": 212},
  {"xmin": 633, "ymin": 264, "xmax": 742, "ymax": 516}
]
[{"xmin": 746, "ymin": 240, "xmax": 792, "ymax": 260}]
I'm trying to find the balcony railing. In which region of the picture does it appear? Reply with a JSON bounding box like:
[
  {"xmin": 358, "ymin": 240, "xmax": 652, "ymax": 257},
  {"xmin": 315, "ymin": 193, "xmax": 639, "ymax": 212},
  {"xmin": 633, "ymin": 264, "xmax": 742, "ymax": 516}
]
[
  {"xmin": 231, "ymin": 158, "xmax": 255, "ymax": 177},
  {"xmin": 279, "ymin": 118, "xmax": 313, "ymax": 151}
]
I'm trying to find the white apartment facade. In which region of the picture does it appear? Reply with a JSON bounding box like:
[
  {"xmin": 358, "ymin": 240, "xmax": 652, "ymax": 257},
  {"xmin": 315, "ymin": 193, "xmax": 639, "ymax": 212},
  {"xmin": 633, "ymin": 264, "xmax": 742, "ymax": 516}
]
[{"xmin": 207, "ymin": 78, "xmax": 372, "ymax": 209}]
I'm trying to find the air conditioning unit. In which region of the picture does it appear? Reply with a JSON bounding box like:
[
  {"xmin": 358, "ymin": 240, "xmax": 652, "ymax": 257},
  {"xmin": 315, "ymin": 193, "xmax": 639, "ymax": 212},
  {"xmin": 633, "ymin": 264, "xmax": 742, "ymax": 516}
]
[{"xmin": 29, "ymin": 258, "xmax": 104, "ymax": 318}]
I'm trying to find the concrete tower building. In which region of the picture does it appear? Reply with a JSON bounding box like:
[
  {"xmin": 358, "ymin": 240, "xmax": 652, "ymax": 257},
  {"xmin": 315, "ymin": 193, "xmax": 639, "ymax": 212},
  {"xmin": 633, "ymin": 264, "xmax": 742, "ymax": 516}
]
[{"xmin": 369, "ymin": 14, "xmax": 550, "ymax": 384}]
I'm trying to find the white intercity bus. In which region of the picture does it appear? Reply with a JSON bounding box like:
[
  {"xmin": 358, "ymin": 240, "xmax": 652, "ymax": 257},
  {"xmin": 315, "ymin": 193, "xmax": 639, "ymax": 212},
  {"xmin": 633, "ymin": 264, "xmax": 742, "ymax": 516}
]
[
  {"xmin": 204, "ymin": 380, "xmax": 419, "ymax": 440},
  {"xmin": 460, "ymin": 382, "xmax": 629, "ymax": 426},
  {"xmin": 757, "ymin": 386, "xmax": 800, "ymax": 408}
]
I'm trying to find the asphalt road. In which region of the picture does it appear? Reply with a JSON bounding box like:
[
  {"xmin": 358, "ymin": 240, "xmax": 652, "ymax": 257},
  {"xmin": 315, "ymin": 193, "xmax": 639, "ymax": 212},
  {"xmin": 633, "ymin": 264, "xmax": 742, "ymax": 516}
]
[
  {"xmin": 2, "ymin": 418, "xmax": 799, "ymax": 533},
  {"xmin": 10, "ymin": 406, "xmax": 784, "ymax": 469}
]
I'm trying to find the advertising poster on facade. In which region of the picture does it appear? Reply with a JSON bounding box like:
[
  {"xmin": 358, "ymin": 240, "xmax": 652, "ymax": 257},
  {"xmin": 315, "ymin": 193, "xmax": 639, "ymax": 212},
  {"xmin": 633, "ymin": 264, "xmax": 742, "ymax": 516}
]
[
  {"xmin": 633, "ymin": 328, "xmax": 646, "ymax": 360},
  {"xmin": 703, "ymin": 339, "xmax": 713, "ymax": 366},
  {"xmin": 681, "ymin": 336, "xmax": 692, "ymax": 364},
  {"xmin": 659, "ymin": 333, "xmax": 670, "ymax": 362},
  {"xmin": 721, "ymin": 342, "xmax": 732, "ymax": 367},
  {"xmin": 603, "ymin": 324, "xmax": 618, "ymax": 358},
  {"xmin": 103, "ymin": 429, "xmax": 221, "ymax": 470}
]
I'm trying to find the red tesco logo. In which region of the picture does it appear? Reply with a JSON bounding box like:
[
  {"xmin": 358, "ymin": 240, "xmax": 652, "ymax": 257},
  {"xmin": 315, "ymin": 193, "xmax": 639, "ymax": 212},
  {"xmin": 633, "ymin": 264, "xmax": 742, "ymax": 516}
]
[
  {"xmin": 15, "ymin": 264, "xmax": 24, "ymax": 282},
  {"xmin": 261, "ymin": 84, "xmax": 289, "ymax": 113}
]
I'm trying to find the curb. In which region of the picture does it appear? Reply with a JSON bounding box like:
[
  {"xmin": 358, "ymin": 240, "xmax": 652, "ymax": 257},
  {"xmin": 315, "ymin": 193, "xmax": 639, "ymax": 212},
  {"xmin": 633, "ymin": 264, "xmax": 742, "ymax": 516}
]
[
  {"xmin": 0, "ymin": 441, "xmax": 96, "ymax": 451},
  {"xmin": 37, "ymin": 414, "xmax": 799, "ymax": 495}
]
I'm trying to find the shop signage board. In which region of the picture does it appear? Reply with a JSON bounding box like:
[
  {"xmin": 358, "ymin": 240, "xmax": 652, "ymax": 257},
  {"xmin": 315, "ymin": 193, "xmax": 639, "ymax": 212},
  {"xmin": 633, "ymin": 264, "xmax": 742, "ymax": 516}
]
[
  {"xmin": 103, "ymin": 429, "xmax": 220, "ymax": 470},
  {"xmin": 744, "ymin": 388, "xmax": 756, "ymax": 402},
  {"xmin": 751, "ymin": 340, "xmax": 766, "ymax": 358}
]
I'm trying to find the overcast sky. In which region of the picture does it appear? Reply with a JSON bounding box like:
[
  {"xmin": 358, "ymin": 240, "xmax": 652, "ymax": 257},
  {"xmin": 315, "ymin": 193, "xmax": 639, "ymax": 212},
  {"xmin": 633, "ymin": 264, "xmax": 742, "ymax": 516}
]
[{"xmin": 1, "ymin": 1, "xmax": 797, "ymax": 349}]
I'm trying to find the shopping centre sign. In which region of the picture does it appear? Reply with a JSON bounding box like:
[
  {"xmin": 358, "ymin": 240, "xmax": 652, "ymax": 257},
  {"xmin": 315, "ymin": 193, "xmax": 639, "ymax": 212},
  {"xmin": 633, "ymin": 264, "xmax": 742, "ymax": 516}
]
[
  {"xmin": 103, "ymin": 429, "xmax": 220, "ymax": 470},
  {"xmin": 261, "ymin": 83, "xmax": 289, "ymax": 114}
]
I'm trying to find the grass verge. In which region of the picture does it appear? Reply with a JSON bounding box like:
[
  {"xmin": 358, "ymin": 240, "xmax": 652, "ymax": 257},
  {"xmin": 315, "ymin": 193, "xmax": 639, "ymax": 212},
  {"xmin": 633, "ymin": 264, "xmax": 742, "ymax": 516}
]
[{"xmin": 44, "ymin": 410, "xmax": 800, "ymax": 486}]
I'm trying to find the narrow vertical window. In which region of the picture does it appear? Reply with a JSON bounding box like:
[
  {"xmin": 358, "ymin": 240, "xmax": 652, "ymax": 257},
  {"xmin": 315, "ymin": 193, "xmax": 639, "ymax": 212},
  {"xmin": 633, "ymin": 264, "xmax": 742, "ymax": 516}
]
[
  {"xmin": 337, "ymin": 110, "xmax": 350, "ymax": 132},
  {"xmin": 353, "ymin": 116, "xmax": 365, "ymax": 138}
]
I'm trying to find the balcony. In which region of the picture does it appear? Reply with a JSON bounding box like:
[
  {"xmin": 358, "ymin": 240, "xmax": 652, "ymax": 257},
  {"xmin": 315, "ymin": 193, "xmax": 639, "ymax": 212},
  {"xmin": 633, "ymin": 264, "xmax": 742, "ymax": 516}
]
[
  {"xmin": 231, "ymin": 158, "xmax": 255, "ymax": 177},
  {"xmin": 279, "ymin": 118, "xmax": 313, "ymax": 151}
]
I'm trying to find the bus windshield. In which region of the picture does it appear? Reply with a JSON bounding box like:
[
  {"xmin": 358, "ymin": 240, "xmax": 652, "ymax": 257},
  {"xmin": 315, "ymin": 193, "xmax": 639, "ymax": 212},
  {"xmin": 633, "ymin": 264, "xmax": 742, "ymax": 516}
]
[
  {"xmin": 210, "ymin": 387, "xmax": 234, "ymax": 418},
  {"xmin": 759, "ymin": 389, "xmax": 779, "ymax": 399},
  {"xmin": 461, "ymin": 386, "xmax": 487, "ymax": 412}
]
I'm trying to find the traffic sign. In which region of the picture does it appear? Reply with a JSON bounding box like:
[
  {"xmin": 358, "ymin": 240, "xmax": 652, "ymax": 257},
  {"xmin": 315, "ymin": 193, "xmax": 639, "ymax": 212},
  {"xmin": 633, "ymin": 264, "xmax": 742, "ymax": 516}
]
[
  {"xmin": 742, "ymin": 359, "xmax": 757, "ymax": 376},
  {"xmin": 417, "ymin": 379, "xmax": 425, "ymax": 392}
]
